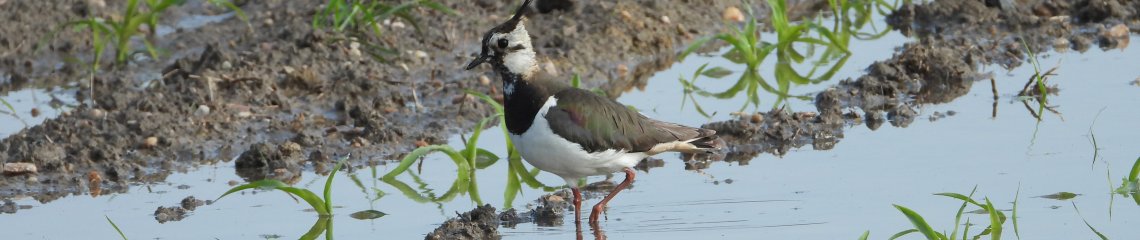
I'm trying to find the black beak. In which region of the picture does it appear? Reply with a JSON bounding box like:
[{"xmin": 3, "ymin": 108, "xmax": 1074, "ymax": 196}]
[{"xmin": 465, "ymin": 54, "xmax": 489, "ymax": 70}]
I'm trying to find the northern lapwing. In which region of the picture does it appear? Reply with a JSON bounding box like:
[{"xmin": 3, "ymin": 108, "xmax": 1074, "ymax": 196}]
[{"xmin": 465, "ymin": 0, "xmax": 721, "ymax": 224}]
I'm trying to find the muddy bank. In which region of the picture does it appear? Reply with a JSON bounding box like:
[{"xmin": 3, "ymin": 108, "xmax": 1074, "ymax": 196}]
[{"xmin": 698, "ymin": 0, "xmax": 1138, "ymax": 165}]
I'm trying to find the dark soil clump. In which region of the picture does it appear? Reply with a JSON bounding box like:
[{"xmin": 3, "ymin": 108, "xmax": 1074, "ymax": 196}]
[{"xmin": 425, "ymin": 204, "xmax": 501, "ymax": 240}]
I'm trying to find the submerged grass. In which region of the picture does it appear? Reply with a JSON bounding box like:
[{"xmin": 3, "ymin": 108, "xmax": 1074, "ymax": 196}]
[
  {"xmin": 1114, "ymin": 156, "xmax": 1140, "ymax": 205},
  {"xmin": 677, "ymin": 0, "xmax": 895, "ymax": 113},
  {"xmin": 867, "ymin": 186, "xmax": 1014, "ymax": 240},
  {"xmin": 1072, "ymin": 202, "xmax": 1110, "ymax": 240},
  {"xmin": 217, "ymin": 155, "xmax": 350, "ymax": 216},
  {"xmin": 106, "ymin": 216, "xmax": 128, "ymax": 240}
]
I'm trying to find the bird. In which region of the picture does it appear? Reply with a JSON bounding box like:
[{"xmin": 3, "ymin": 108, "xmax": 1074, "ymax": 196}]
[{"xmin": 464, "ymin": 0, "xmax": 721, "ymax": 224}]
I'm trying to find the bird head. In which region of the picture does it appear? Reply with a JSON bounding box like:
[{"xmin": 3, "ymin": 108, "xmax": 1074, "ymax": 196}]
[{"xmin": 465, "ymin": 0, "xmax": 537, "ymax": 79}]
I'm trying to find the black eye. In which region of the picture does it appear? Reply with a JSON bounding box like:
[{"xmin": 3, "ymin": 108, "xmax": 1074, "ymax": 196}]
[{"xmin": 497, "ymin": 39, "xmax": 509, "ymax": 49}]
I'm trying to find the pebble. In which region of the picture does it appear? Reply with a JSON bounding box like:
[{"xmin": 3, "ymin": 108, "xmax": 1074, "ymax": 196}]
[
  {"xmin": 2, "ymin": 163, "xmax": 37, "ymax": 174},
  {"xmin": 195, "ymin": 105, "xmax": 211, "ymax": 116},
  {"xmin": 660, "ymin": 15, "xmax": 671, "ymax": 24},
  {"xmin": 723, "ymin": 7, "xmax": 745, "ymax": 23},
  {"xmin": 412, "ymin": 50, "xmax": 428, "ymax": 59},
  {"xmin": 89, "ymin": 108, "xmax": 106, "ymax": 119},
  {"xmin": 1106, "ymin": 24, "xmax": 1129, "ymax": 39},
  {"xmin": 143, "ymin": 137, "xmax": 159, "ymax": 148},
  {"xmin": 479, "ymin": 75, "xmax": 491, "ymax": 85},
  {"xmin": 616, "ymin": 64, "xmax": 629, "ymax": 78}
]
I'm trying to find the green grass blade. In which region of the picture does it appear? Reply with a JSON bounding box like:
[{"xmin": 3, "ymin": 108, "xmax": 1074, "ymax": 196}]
[
  {"xmin": 859, "ymin": 231, "xmax": 870, "ymax": 240},
  {"xmin": 382, "ymin": 145, "xmax": 466, "ymax": 179},
  {"xmin": 1072, "ymin": 202, "xmax": 1109, "ymax": 240},
  {"xmin": 887, "ymin": 229, "xmax": 917, "ymax": 240},
  {"xmin": 504, "ymin": 158, "xmax": 521, "ymax": 209},
  {"xmin": 985, "ymin": 198, "xmax": 1003, "ymax": 240},
  {"xmin": 106, "ymin": 216, "xmax": 129, "ymax": 240},
  {"xmin": 472, "ymin": 148, "xmax": 500, "ymax": 169},
  {"xmin": 894, "ymin": 204, "xmax": 941, "ymax": 240},
  {"xmin": 1128, "ymin": 156, "xmax": 1140, "ymax": 182},
  {"xmin": 935, "ymin": 192, "xmax": 984, "ymax": 207},
  {"xmin": 418, "ymin": 0, "xmax": 458, "ymax": 15},
  {"xmin": 678, "ymin": 36, "xmax": 714, "ymax": 61},
  {"xmin": 949, "ymin": 186, "xmax": 979, "ymax": 240},
  {"xmin": 464, "ymin": 90, "xmax": 504, "ymax": 113},
  {"xmin": 323, "ymin": 155, "xmax": 350, "ymax": 215},
  {"xmin": 300, "ymin": 216, "xmax": 331, "ymax": 240},
  {"xmin": 1013, "ymin": 184, "xmax": 1021, "ymax": 240},
  {"xmin": 217, "ymin": 179, "xmax": 328, "ymax": 215},
  {"xmin": 0, "ymin": 98, "xmax": 15, "ymax": 115}
]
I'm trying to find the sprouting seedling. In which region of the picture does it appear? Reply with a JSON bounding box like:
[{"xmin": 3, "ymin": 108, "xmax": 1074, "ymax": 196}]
[
  {"xmin": 876, "ymin": 187, "xmax": 1012, "ymax": 240},
  {"xmin": 217, "ymin": 155, "xmax": 351, "ymax": 216},
  {"xmin": 106, "ymin": 216, "xmax": 129, "ymax": 240},
  {"xmin": 314, "ymin": 0, "xmax": 456, "ymax": 35},
  {"xmin": 1072, "ymin": 202, "xmax": 1110, "ymax": 240}
]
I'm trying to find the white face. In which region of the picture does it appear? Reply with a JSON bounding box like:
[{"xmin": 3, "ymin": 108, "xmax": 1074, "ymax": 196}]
[{"xmin": 488, "ymin": 20, "xmax": 537, "ymax": 78}]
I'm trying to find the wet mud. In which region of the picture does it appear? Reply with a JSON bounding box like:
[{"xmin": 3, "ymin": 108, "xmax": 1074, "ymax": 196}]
[{"xmin": 0, "ymin": 0, "xmax": 758, "ymax": 201}]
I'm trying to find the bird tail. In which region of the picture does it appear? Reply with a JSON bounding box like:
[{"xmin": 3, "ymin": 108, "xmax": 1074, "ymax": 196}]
[
  {"xmin": 681, "ymin": 129, "xmax": 722, "ymax": 154},
  {"xmin": 647, "ymin": 121, "xmax": 723, "ymax": 155}
]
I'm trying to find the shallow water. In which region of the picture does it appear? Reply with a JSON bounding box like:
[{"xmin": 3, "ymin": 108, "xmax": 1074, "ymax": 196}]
[{"xmin": 3, "ymin": 11, "xmax": 1140, "ymax": 240}]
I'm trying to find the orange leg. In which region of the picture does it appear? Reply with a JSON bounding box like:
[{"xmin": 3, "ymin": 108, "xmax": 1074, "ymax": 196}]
[
  {"xmin": 572, "ymin": 187, "xmax": 583, "ymax": 225},
  {"xmin": 589, "ymin": 167, "xmax": 635, "ymax": 223}
]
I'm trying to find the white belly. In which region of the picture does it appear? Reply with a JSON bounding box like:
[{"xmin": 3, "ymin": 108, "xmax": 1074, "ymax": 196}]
[{"xmin": 510, "ymin": 97, "xmax": 647, "ymax": 187}]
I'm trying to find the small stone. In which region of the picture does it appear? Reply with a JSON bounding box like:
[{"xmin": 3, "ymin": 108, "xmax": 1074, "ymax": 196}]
[
  {"xmin": 221, "ymin": 61, "xmax": 232, "ymax": 70},
  {"xmin": 616, "ymin": 64, "xmax": 629, "ymax": 78},
  {"xmin": 412, "ymin": 50, "xmax": 428, "ymax": 59},
  {"xmin": 1052, "ymin": 38, "xmax": 1070, "ymax": 52},
  {"xmin": 479, "ymin": 75, "xmax": 491, "ymax": 85},
  {"xmin": 349, "ymin": 48, "xmax": 362, "ymax": 58},
  {"xmin": 29, "ymin": 108, "xmax": 40, "ymax": 117},
  {"xmin": 88, "ymin": 108, "xmax": 105, "ymax": 119},
  {"xmin": 227, "ymin": 180, "xmax": 240, "ymax": 186},
  {"xmin": 1106, "ymin": 24, "xmax": 1129, "ymax": 39},
  {"xmin": 390, "ymin": 21, "xmax": 406, "ymax": 29},
  {"xmin": 414, "ymin": 139, "xmax": 429, "ymax": 147},
  {"xmin": 195, "ymin": 105, "xmax": 211, "ymax": 116},
  {"xmin": 283, "ymin": 66, "xmax": 296, "ymax": 74},
  {"xmin": 3, "ymin": 163, "xmax": 37, "ymax": 174},
  {"xmin": 620, "ymin": 10, "xmax": 633, "ymax": 22},
  {"xmin": 237, "ymin": 111, "xmax": 252, "ymax": 118},
  {"xmin": 263, "ymin": 18, "xmax": 274, "ymax": 26},
  {"xmin": 545, "ymin": 194, "xmax": 564, "ymax": 204},
  {"xmin": 723, "ymin": 7, "xmax": 745, "ymax": 23},
  {"xmin": 143, "ymin": 137, "xmax": 159, "ymax": 148},
  {"xmin": 750, "ymin": 114, "xmax": 763, "ymax": 124},
  {"xmin": 660, "ymin": 15, "xmax": 671, "ymax": 24}
]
